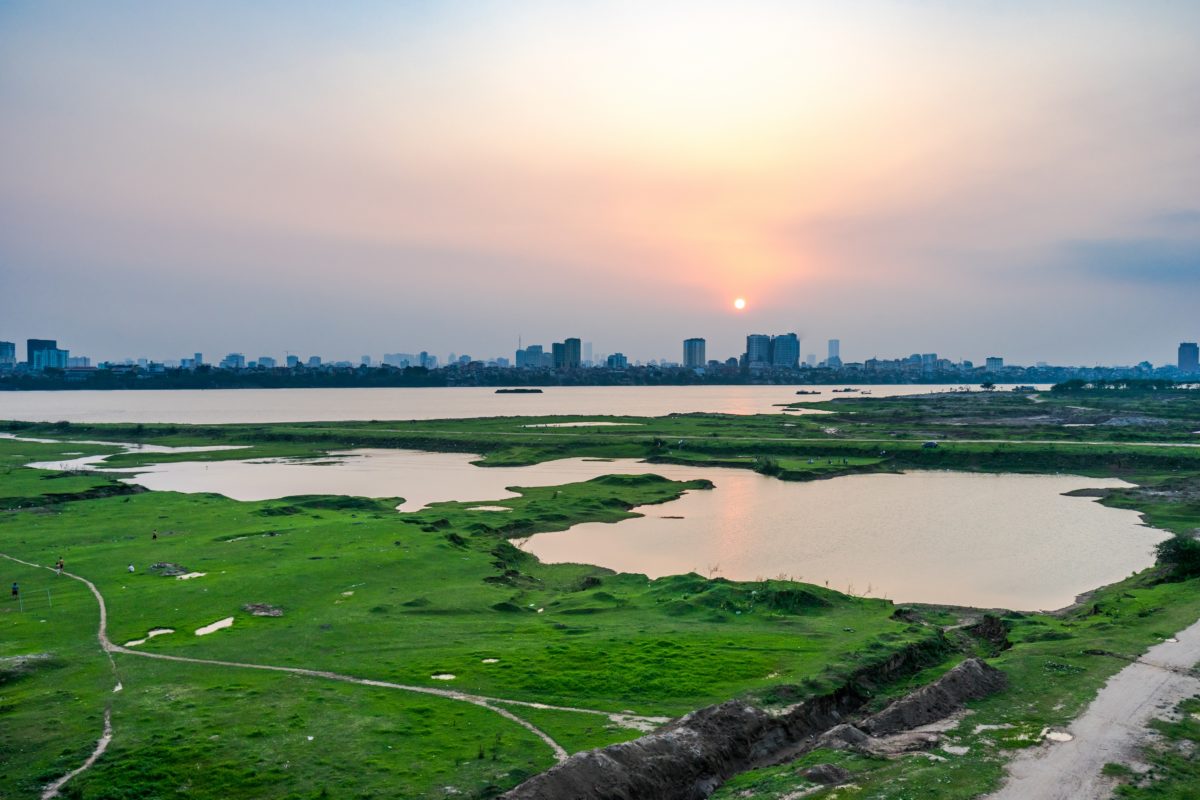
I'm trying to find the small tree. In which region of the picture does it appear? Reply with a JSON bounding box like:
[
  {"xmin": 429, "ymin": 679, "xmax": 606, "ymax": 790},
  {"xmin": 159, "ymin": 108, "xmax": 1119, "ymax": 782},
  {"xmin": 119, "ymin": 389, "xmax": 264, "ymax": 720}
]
[{"xmin": 1155, "ymin": 535, "xmax": 1200, "ymax": 579}]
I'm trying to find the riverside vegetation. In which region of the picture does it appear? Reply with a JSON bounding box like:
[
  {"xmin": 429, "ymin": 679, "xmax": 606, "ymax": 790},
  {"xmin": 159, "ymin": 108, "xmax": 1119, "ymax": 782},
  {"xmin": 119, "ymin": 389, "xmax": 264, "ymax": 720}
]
[{"xmin": 1, "ymin": 386, "xmax": 1199, "ymax": 798}]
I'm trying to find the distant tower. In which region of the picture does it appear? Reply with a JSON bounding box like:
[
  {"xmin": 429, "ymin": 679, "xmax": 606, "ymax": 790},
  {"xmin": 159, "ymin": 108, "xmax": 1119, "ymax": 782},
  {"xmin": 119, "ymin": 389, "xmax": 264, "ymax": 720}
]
[
  {"xmin": 683, "ymin": 338, "xmax": 706, "ymax": 368},
  {"xmin": 771, "ymin": 334, "xmax": 800, "ymax": 369},
  {"xmin": 1180, "ymin": 342, "xmax": 1199, "ymax": 372},
  {"xmin": 826, "ymin": 339, "xmax": 841, "ymax": 368},
  {"xmin": 746, "ymin": 334, "xmax": 771, "ymax": 366}
]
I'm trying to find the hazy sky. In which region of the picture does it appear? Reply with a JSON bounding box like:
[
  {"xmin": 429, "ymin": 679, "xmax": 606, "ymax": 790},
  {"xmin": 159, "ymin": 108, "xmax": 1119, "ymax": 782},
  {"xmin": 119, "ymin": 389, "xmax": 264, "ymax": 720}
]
[{"xmin": 2, "ymin": 1, "xmax": 1198, "ymax": 365}]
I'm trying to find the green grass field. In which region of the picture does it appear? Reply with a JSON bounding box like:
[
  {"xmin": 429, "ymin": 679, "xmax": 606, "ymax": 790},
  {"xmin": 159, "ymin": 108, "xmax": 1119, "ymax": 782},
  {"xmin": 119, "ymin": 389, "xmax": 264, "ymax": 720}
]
[{"xmin": 2, "ymin": 388, "xmax": 1199, "ymax": 798}]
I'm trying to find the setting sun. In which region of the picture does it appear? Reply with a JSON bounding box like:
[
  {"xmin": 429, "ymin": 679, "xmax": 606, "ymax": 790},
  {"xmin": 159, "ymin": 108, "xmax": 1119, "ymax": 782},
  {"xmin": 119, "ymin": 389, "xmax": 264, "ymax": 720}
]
[{"xmin": 733, "ymin": 297, "xmax": 746, "ymax": 310}]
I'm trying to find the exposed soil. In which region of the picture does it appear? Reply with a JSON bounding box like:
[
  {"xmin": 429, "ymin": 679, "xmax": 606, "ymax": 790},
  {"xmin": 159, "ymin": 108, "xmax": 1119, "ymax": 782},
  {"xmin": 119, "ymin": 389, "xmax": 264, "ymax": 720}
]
[
  {"xmin": 985, "ymin": 617, "xmax": 1200, "ymax": 800},
  {"xmin": 500, "ymin": 648, "xmax": 1008, "ymax": 800},
  {"xmin": 242, "ymin": 603, "xmax": 283, "ymax": 617}
]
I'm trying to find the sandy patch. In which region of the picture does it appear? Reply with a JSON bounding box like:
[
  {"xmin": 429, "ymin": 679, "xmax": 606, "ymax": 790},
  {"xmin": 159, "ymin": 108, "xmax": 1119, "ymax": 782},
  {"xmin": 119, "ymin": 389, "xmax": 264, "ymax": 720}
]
[
  {"xmin": 467, "ymin": 506, "xmax": 512, "ymax": 512},
  {"xmin": 482, "ymin": 658, "xmax": 500, "ymax": 664},
  {"xmin": 176, "ymin": 572, "xmax": 207, "ymax": 580},
  {"xmin": 431, "ymin": 673, "xmax": 456, "ymax": 680},
  {"xmin": 123, "ymin": 628, "xmax": 175, "ymax": 647},
  {"xmin": 195, "ymin": 617, "xmax": 234, "ymax": 636}
]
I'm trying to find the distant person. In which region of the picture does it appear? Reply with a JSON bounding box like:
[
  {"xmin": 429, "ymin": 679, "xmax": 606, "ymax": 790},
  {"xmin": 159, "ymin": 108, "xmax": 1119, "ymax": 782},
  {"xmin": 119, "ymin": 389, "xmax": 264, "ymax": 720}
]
[
  {"xmin": 11, "ymin": 582, "xmax": 18, "ymax": 599},
  {"xmin": 56, "ymin": 558, "xmax": 64, "ymax": 576},
  {"xmin": 127, "ymin": 563, "xmax": 135, "ymax": 573},
  {"xmin": 152, "ymin": 530, "xmax": 158, "ymax": 540}
]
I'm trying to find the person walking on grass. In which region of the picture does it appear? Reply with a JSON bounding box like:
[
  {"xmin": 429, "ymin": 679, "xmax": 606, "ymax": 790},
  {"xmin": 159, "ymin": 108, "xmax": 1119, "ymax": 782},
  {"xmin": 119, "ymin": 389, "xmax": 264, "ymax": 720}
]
[
  {"xmin": 56, "ymin": 558, "xmax": 64, "ymax": 576},
  {"xmin": 11, "ymin": 582, "xmax": 18, "ymax": 599}
]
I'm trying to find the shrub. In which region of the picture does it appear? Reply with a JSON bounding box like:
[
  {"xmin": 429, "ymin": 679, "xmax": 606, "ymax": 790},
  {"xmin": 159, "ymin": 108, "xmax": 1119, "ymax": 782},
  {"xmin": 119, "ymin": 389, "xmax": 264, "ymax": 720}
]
[{"xmin": 1155, "ymin": 535, "xmax": 1200, "ymax": 579}]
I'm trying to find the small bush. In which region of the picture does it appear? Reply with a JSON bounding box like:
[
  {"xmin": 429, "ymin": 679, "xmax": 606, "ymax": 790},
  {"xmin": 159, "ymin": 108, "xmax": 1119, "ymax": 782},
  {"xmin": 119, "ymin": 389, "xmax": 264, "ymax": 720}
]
[{"xmin": 1155, "ymin": 535, "xmax": 1200, "ymax": 578}]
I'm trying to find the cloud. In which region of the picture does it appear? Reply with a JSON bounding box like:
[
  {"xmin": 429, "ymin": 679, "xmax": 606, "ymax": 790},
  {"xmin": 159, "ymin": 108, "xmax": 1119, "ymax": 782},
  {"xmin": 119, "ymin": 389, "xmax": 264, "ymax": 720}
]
[{"xmin": 1062, "ymin": 237, "xmax": 1200, "ymax": 284}]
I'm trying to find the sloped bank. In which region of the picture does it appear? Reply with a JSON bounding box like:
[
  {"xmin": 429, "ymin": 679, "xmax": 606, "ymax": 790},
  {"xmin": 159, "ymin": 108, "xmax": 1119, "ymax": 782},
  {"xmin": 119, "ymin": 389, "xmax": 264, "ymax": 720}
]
[{"xmin": 502, "ymin": 635, "xmax": 1006, "ymax": 800}]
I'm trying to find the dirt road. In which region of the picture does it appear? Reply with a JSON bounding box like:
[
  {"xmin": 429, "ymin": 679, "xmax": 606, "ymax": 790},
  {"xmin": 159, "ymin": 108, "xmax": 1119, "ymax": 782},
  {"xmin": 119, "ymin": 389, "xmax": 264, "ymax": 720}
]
[{"xmin": 985, "ymin": 617, "xmax": 1200, "ymax": 800}]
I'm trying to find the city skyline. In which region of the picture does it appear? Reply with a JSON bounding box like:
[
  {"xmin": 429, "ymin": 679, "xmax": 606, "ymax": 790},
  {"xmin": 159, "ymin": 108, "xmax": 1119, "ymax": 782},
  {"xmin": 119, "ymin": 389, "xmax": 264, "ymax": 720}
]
[
  {"xmin": 2, "ymin": 3, "xmax": 1199, "ymax": 364},
  {"xmin": 5, "ymin": 330, "xmax": 1200, "ymax": 374}
]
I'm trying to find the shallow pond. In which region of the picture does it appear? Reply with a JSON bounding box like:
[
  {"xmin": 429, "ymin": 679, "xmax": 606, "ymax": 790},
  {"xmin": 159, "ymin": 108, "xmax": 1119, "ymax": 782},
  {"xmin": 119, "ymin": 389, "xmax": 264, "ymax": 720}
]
[{"xmin": 51, "ymin": 446, "xmax": 1165, "ymax": 610}]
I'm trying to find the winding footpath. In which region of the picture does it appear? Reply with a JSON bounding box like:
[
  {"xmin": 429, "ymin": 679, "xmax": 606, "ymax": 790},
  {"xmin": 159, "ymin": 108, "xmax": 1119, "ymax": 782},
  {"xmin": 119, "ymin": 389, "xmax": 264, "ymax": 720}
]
[
  {"xmin": 2, "ymin": 553, "xmax": 668, "ymax": 798},
  {"xmin": 985, "ymin": 616, "xmax": 1200, "ymax": 800}
]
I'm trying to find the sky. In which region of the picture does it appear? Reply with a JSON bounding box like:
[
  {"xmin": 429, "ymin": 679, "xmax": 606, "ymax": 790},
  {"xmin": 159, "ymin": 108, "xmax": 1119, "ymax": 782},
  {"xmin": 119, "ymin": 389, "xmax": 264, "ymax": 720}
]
[{"xmin": 1, "ymin": 1, "xmax": 1198, "ymax": 366}]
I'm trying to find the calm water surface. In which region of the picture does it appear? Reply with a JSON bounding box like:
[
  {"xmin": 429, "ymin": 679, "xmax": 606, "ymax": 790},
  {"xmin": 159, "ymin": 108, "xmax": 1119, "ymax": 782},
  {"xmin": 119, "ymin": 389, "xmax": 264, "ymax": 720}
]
[
  {"xmin": 0, "ymin": 384, "xmax": 1046, "ymax": 423},
  {"xmin": 45, "ymin": 445, "xmax": 1161, "ymax": 610}
]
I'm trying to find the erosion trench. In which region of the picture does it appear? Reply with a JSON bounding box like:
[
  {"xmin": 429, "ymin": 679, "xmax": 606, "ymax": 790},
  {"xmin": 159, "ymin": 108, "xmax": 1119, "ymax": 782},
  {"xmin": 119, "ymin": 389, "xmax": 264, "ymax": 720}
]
[{"xmin": 501, "ymin": 643, "xmax": 1013, "ymax": 800}]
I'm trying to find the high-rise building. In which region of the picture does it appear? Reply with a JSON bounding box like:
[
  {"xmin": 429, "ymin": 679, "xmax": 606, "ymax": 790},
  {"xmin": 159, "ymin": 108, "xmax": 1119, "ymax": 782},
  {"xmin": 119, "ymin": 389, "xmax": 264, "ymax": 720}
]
[
  {"xmin": 583, "ymin": 341, "xmax": 593, "ymax": 367},
  {"xmin": 1180, "ymin": 342, "xmax": 1200, "ymax": 372},
  {"xmin": 26, "ymin": 339, "xmax": 57, "ymax": 366},
  {"xmin": 771, "ymin": 333, "xmax": 800, "ymax": 368},
  {"xmin": 746, "ymin": 334, "xmax": 771, "ymax": 366},
  {"xmin": 683, "ymin": 338, "xmax": 706, "ymax": 368},
  {"xmin": 553, "ymin": 338, "xmax": 581, "ymax": 369},
  {"xmin": 32, "ymin": 347, "xmax": 69, "ymax": 370},
  {"xmin": 516, "ymin": 344, "xmax": 545, "ymax": 368},
  {"xmin": 607, "ymin": 352, "xmax": 628, "ymax": 369},
  {"xmin": 258, "ymin": 356, "xmax": 277, "ymax": 369},
  {"xmin": 361, "ymin": 355, "xmax": 372, "ymax": 367},
  {"xmin": 306, "ymin": 356, "xmax": 322, "ymax": 368},
  {"xmin": 193, "ymin": 352, "xmax": 204, "ymax": 366},
  {"xmin": 0, "ymin": 341, "xmax": 15, "ymax": 368},
  {"xmin": 826, "ymin": 339, "xmax": 842, "ymax": 368},
  {"xmin": 286, "ymin": 355, "xmax": 300, "ymax": 368},
  {"xmin": 563, "ymin": 337, "xmax": 581, "ymax": 369},
  {"xmin": 220, "ymin": 353, "xmax": 246, "ymax": 369},
  {"xmin": 985, "ymin": 356, "xmax": 1004, "ymax": 370}
]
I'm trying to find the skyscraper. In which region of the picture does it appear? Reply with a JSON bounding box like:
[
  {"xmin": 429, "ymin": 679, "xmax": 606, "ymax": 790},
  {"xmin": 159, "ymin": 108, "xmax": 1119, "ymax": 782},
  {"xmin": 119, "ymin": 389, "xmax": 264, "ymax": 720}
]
[
  {"xmin": 771, "ymin": 333, "xmax": 800, "ymax": 368},
  {"xmin": 0, "ymin": 341, "xmax": 15, "ymax": 368},
  {"xmin": 26, "ymin": 339, "xmax": 57, "ymax": 366},
  {"xmin": 553, "ymin": 338, "xmax": 582, "ymax": 369},
  {"xmin": 683, "ymin": 338, "xmax": 706, "ymax": 368},
  {"xmin": 826, "ymin": 339, "xmax": 841, "ymax": 368},
  {"xmin": 746, "ymin": 334, "xmax": 771, "ymax": 366},
  {"xmin": 1180, "ymin": 342, "xmax": 1200, "ymax": 373}
]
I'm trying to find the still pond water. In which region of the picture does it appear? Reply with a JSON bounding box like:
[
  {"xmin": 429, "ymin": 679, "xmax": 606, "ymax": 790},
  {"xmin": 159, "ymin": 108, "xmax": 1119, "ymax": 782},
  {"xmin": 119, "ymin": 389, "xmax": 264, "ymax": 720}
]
[{"xmin": 43, "ymin": 445, "xmax": 1161, "ymax": 610}]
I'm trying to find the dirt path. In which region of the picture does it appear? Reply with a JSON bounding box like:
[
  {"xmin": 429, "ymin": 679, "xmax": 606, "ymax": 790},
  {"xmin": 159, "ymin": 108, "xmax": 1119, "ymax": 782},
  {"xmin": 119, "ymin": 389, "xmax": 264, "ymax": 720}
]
[
  {"xmin": 3, "ymin": 553, "xmax": 669, "ymax": 794},
  {"xmin": 39, "ymin": 709, "xmax": 113, "ymax": 800},
  {"xmin": 985, "ymin": 616, "xmax": 1200, "ymax": 800}
]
